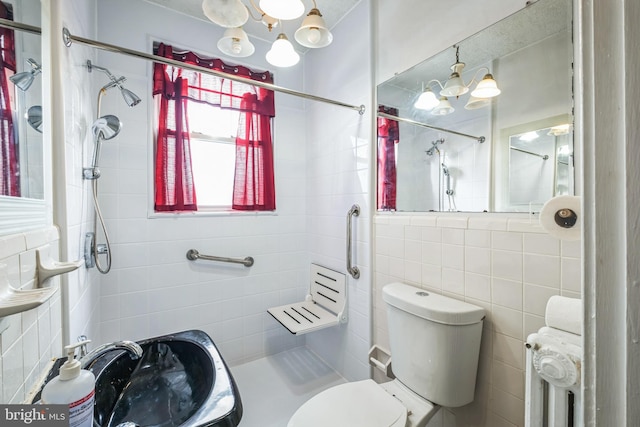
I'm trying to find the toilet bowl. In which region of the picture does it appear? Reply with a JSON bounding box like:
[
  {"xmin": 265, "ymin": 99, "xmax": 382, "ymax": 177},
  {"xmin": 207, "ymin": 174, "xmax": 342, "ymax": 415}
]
[
  {"xmin": 288, "ymin": 282, "xmax": 485, "ymax": 427},
  {"xmin": 288, "ymin": 379, "xmax": 438, "ymax": 427}
]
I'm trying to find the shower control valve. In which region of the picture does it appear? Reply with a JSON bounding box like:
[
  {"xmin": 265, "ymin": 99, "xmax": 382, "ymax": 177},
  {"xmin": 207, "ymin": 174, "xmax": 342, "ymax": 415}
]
[{"xmin": 83, "ymin": 167, "xmax": 101, "ymax": 180}]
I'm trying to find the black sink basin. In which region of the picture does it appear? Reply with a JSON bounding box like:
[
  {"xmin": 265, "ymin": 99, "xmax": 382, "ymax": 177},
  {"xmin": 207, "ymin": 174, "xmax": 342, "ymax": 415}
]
[{"xmin": 86, "ymin": 330, "xmax": 242, "ymax": 427}]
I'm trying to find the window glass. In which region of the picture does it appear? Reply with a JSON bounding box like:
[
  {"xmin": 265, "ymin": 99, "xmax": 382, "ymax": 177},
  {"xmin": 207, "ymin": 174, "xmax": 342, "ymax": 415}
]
[{"xmin": 189, "ymin": 102, "xmax": 240, "ymax": 209}]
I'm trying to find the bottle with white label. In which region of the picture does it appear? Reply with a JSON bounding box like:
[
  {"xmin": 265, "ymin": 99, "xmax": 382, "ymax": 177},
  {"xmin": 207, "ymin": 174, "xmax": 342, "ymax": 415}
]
[{"xmin": 41, "ymin": 341, "xmax": 95, "ymax": 427}]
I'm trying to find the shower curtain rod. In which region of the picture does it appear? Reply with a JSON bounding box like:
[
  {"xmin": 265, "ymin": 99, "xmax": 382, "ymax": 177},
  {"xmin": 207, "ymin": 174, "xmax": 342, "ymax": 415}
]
[
  {"xmin": 510, "ymin": 146, "xmax": 549, "ymax": 160},
  {"xmin": 0, "ymin": 17, "xmax": 42, "ymax": 35},
  {"xmin": 377, "ymin": 111, "xmax": 485, "ymax": 143},
  {"xmin": 61, "ymin": 28, "xmax": 365, "ymax": 115}
]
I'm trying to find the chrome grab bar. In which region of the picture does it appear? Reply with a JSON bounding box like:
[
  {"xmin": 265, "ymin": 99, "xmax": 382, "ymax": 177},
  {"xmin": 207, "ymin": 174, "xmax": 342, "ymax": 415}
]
[
  {"xmin": 346, "ymin": 204, "xmax": 360, "ymax": 279},
  {"xmin": 186, "ymin": 249, "xmax": 254, "ymax": 267}
]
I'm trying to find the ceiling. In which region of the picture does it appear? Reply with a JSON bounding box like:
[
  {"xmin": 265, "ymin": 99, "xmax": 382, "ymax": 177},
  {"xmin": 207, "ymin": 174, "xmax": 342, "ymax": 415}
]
[{"xmin": 141, "ymin": 0, "xmax": 361, "ymax": 47}]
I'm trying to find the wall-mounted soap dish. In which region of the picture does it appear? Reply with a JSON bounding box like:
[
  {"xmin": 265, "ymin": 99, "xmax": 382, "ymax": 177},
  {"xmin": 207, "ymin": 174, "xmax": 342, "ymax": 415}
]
[
  {"xmin": 0, "ymin": 245, "xmax": 82, "ymax": 318},
  {"xmin": 0, "ymin": 281, "xmax": 59, "ymax": 318}
]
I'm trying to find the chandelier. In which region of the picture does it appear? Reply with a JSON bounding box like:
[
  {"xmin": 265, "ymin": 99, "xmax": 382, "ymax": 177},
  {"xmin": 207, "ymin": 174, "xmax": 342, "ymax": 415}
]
[
  {"xmin": 202, "ymin": 0, "xmax": 333, "ymax": 67},
  {"xmin": 414, "ymin": 45, "xmax": 501, "ymax": 115}
]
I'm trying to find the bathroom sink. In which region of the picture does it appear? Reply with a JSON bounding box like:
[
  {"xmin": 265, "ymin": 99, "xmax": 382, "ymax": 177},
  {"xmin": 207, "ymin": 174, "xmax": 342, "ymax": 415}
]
[{"xmin": 85, "ymin": 330, "xmax": 242, "ymax": 427}]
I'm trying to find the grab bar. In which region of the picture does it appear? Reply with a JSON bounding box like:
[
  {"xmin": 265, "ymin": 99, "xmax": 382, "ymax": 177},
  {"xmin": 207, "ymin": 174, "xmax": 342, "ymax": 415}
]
[
  {"xmin": 346, "ymin": 204, "xmax": 360, "ymax": 279},
  {"xmin": 186, "ymin": 249, "xmax": 254, "ymax": 267}
]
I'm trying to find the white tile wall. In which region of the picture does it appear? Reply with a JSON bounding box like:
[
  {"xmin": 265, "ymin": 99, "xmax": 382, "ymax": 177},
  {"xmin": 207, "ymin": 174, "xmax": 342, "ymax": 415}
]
[
  {"xmin": 373, "ymin": 212, "xmax": 582, "ymax": 427},
  {"xmin": 0, "ymin": 227, "xmax": 62, "ymax": 403},
  {"xmin": 303, "ymin": 0, "xmax": 373, "ymax": 382},
  {"xmin": 89, "ymin": 0, "xmax": 318, "ymax": 366}
]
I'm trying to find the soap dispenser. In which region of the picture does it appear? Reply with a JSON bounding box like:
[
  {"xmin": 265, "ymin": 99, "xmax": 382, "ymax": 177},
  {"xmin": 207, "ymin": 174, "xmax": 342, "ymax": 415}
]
[{"xmin": 41, "ymin": 340, "xmax": 95, "ymax": 427}]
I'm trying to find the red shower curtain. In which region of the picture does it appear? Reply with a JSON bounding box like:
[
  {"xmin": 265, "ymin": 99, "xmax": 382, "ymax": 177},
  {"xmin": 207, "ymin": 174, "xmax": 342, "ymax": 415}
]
[
  {"xmin": 377, "ymin": 105, "xmax": 399, "ymax": 210},
  {"xmin": 0, "ymin": 3, "xmax": 18, "ymax": 197}
]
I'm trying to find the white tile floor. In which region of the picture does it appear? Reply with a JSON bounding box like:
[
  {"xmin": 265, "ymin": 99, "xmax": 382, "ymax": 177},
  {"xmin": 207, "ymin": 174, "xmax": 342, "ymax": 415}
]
[{"xmin": 230, "ymin": 346, "xmax": 346, "ymax": 427}]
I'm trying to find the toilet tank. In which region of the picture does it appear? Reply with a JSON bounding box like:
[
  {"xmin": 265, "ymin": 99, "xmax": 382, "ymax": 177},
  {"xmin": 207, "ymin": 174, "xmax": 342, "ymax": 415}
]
[{"xmin": 382, "ymin": 282, "xmax": 485, "ymax": 408}]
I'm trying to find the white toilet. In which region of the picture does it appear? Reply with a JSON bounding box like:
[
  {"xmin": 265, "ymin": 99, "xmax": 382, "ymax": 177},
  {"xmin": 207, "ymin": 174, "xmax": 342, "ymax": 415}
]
[{"xmin": 288, "ymin": 282, "xmax": 485, "ymax": 427}]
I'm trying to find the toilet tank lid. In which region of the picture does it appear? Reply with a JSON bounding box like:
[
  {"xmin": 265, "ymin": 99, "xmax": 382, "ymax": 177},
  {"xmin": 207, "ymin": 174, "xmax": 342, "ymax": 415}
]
[{"xmin": 383, "ymin": 282, "xmax": 485, "ymax": 325}]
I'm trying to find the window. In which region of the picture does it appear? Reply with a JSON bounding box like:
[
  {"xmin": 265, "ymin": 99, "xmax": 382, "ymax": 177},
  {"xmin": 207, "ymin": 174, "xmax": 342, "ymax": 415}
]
[{"xmin": 153, "ymin": 43, "xmax": 276, "ymax": 213}]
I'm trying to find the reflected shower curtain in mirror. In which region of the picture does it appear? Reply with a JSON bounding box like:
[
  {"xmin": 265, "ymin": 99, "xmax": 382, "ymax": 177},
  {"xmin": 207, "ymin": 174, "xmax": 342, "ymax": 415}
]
[
  {"xmin": 377, "ymin": 105, "xmax": 399, "ymax": 210},
  {"xmin": 153, "ymin": 43, "xmax": 275, "ymax": 211},
  {"xmin": 0, "ymin": 2, "xmax": 17, "ymax": 197}
]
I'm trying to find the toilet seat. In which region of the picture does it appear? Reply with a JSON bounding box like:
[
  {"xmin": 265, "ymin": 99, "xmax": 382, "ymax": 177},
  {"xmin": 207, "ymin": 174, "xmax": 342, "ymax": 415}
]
[{"xmin": 288, "ymin": 379, "xmax": 408, "ymax": 427}]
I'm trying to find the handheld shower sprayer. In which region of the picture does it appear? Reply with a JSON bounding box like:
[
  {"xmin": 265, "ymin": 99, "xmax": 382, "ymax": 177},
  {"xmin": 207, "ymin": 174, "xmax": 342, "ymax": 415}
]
[
  {"xmin": 442, "ymin": 163, "xmax": 453, "ymax": 196},
  {"xmin": 83, "ymin": 115, "xmax": 122, "ymax": 180},
  {"xmin": 83, "ymin": 60, "xmax": 140, "ymax": 275}
]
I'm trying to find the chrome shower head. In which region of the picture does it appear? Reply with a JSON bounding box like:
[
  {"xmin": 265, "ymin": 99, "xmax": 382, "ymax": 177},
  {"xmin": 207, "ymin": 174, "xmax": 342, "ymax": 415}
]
[
  {"xmin": 10, "ymin": 58, "xmax": 42, "ymax": 91},
  {"xmin": 442, "ymin": 163, "xmax": 450, "ymax": 176},
  {"xmin": 92, "ymin": 115, "xmax": 122, "ymax": 141},
  {"xmin": 120, "ymin": 87, "xmax": 141, "ymax": 107},
  {"xmin": 87, "ymin": 60, "xmax": 142, "ymax": 108}
]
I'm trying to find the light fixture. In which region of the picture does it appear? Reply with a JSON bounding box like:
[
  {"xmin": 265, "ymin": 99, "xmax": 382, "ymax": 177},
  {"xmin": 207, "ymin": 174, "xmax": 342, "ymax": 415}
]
[
  {"xmin": 431, "ymin": 97, "xmax": 454, "ymax": 116},
  {"xmin": 202, "ymin": 0, "xmax": 249, "ymax": 28},
  {"xmin": 464, "ymin": 95, "xmax": 491, "ymax": 110},
  {"xmin": 471, "ymin": 74, "xmax": 501, "ymax": 98},
  {"xmin": 519, "ymin": 131, "xmax": 539, "ymax": 141},
  {"xmin": 217, "ymin": 27, "xmax": 255, "ymax": 57},
  {"xmin": 259, "ymin": 0, "xmax": 305, "ymax": 21},
  {"xmin": 548, "ymin": 124, "xmax": 572, "ymax": 136},
  {"xmin": 205, "ymin": 0, "xmax": 335, "ymax": 62},
  {"xmin": 294, "ymin": 6, "xmax": 332, "ymax": 48},
  {"xmin": 440, "ymin": 62, "xmax": 469, "ymax": 97},
  {"xmin": 415, "ymin": 45, "xmax": 502, "ymax": 116},
  {"xmin": 266, "ymin": 33, "xmax": 300, "ymax": 67},
  {"xmin": 10, "ymin": 58, "xmax": 42, "ymax": 92},
  {"xmin": 414, "ymin": 84, "xmax": 439, "ymax": 111}
]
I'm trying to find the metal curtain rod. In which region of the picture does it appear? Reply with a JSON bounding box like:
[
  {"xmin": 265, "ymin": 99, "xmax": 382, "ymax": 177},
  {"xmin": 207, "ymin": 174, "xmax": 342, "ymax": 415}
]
[
  {"xmin": 377, "ymin": 111, "xmax": 485, "ymax": 143},
  {"xmin": 61, "ymin": 28, "xmax": 366, "ymax": 115},
  {"xmin": 0, "ymin": 17, "xmax": 42, "ymax": 35},
  {"xmin": 510, "ymin": 146, "xmax": 549, "ymax": 160}
]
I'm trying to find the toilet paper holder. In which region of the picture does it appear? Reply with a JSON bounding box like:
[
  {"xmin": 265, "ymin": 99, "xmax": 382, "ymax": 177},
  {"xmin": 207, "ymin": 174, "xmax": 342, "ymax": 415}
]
[{"xmin": 368, "ymin": 345, "xmax": 394, "ymax": 378}]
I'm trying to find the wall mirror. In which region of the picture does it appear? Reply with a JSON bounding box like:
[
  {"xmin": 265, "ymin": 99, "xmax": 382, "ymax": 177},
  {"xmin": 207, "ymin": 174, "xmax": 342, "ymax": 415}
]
[
  {"xmin": 0, "ymin": 0, "xmax": 45, "ymax": 235},
  {"xmin": 376, "ymin": 0, "xmax": 573, "ymax": 212}
]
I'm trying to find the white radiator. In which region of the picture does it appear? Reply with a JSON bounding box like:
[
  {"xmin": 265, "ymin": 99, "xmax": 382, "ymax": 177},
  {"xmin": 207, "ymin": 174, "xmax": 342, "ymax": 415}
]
[{"xmin": 525, "ymin": 297, "xmax": 583, "ymax": 427}]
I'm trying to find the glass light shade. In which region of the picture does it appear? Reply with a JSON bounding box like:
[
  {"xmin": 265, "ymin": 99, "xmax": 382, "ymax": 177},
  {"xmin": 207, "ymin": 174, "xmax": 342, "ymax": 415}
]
[
  {"xmin": 519, "ymin": 131, "xmax": 539, "ymax": 141},
  {"xmin": 266, "ymin": 33, "xmax": 300, "ymax": 67},
  {"xmin": 414, "ymin": 88, "xmax": 439, "ymax": 110},
  {"xmin": 464, "ymin": 95, "xmax": 491, "ymax": 110},
  {"xmin": 217, "ymin": 27, "xmax": 255, "ymax": 57},
  {"xmin": 259, "ymin": 0, "xmax": 305, "ymax": 20},
  {"xmin": 202, "ymin": 0, "xmax": 249, "ymax": 28},
  {"xmin": 294, "ymin": 9, "xmax": 333, "ymax": 48},
  {"xmin": 440, "ymin": 73, "xmax": 469, "ymax": 97},
  {"xmin": 548, "ymin": 124, "xmax": 572, "ymax": 136},
  {"xmin": 431, "ymin": 97, "xmax": 455, "ymax": 116},
  {"xmin": 471, "ymin": 74, "xmax": 501, "ymax": 98}
]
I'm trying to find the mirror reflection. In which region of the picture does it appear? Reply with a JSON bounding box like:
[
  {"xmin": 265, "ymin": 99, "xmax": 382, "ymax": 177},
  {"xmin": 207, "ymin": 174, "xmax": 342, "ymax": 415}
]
[
  {"xmin": 0, "ymin": 0, "xmax": 43, "ymax": 200},
  {"xmin": 499, "ymin": 116, "xmax": 573, "ymax": 212},
  {"xmin": 376, "ymin": 0, "xmax": 573, "ymax": 213}
]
